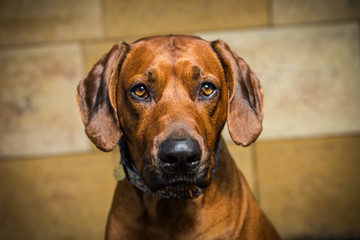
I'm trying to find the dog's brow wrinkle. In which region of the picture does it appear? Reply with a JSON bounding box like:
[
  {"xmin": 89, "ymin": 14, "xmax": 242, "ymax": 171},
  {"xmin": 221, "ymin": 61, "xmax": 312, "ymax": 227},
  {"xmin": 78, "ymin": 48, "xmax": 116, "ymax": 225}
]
[
  {"xmin": 168, "ymin": 35, "xmax": 182, "ymax": 52},
  {"xmin": 192, "ymin": 66, "xmax": 201, "ymax": 81},
  {"xmin": 147, "ymin": 70, "xmax": 156, "ymax": 83}
]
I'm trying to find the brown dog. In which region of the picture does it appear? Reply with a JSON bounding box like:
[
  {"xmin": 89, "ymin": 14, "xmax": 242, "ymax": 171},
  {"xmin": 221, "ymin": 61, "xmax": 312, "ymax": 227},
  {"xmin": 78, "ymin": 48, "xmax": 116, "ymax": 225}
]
[{"xmin": 77, "ymin": 35, "xmax": 280, "ymax": 239}]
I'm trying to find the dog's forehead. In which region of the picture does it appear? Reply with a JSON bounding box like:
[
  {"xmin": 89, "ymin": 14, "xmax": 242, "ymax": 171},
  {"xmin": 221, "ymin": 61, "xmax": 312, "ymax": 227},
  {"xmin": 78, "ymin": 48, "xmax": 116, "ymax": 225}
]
[{"xmin": 123, "ymin": 36, "xmax": 223, "ymax": 76}]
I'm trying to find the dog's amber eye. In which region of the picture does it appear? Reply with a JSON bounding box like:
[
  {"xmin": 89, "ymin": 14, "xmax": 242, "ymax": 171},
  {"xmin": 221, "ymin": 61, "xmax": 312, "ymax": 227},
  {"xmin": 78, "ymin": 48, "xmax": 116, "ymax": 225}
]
[
  {"xmin": 200, "ymin": 84, "xmax": 215, "ymax": 97},
  {"xmin": 132, "ymin": 85, "xmax": 149, "ymax": 99}
]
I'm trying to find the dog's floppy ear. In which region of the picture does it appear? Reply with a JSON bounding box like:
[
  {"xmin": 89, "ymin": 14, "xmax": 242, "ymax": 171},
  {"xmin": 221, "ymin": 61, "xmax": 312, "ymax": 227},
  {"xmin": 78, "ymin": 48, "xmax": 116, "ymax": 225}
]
[
  {"xmin": 76, "ymin": 41, "xmax": 129, "ymax": 151},
  {"xmin": 212, "ymin": 40, "xmax": 264, "ymax": 146}
]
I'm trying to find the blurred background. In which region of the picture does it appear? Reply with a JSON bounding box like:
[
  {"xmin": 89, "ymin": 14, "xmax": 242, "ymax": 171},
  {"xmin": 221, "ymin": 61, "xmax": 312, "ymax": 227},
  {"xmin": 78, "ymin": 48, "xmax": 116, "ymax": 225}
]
[{"xmin": 0, "ymin": 0, "xmax": 359, "ymax": 239}]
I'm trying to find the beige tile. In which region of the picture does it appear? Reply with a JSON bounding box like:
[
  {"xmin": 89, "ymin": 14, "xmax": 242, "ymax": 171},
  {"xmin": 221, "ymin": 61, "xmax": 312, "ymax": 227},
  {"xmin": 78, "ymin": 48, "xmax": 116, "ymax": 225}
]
[
  {"xmin": 273, "ymin": 0, "xmax": 360, "ymax": 24},
  {"xmin": 256, "ymin": 136, "xmax": 360, "ymax": 238},
  {"xmin": 0, "ymin": 44, "xmax": 90, "ymax": 156},
  {"xmin": 83, "ymin": 37, "xmax": 142, "ymax": 72},
  {"xmin": 84, "ymin": 41, "xmax": 117, "ymax": 73},
  {"xmin": 227, "ymin": 143, "xmax": 258, "ymax": 199},
  {"xmin": 199, "ymin": 22, "xmax": 360, "ymax": 141},
  {"xmin": 0, "ymin": 0, "xmax": 103, "ymax": 45},
  {"xmin": 0, "ymin": 152, "xmax": 119, "ymax": 240},
  {"xmin": 104, "ymin": 0, "xmax": 268, "ymax": 38}
]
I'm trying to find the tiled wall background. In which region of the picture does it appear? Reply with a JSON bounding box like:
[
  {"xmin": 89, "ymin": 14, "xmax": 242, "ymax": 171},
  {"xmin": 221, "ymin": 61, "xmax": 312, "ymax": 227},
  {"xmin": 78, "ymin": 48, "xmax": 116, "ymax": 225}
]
[{"xmin": 0, "ymin": 0, "xmax": 359, "ymax": 239}]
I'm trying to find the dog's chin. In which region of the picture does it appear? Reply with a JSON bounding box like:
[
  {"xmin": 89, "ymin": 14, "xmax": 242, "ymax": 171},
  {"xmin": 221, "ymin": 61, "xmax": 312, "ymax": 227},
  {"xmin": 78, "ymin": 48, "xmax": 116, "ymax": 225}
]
[{"xmin": 144, "ymin": 171, "xmax": 213, "ymax": 192}]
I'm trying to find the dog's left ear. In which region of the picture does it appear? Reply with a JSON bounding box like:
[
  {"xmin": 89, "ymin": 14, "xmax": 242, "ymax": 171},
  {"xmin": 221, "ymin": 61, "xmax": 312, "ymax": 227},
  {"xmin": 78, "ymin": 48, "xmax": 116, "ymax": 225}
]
[
  {"xmin": 76, "ymin": 41, "xmax": 129, "ymax": 151},
  {"xmin": 212, "ymin": 40, "xmax": 264, "ymax": 146}
]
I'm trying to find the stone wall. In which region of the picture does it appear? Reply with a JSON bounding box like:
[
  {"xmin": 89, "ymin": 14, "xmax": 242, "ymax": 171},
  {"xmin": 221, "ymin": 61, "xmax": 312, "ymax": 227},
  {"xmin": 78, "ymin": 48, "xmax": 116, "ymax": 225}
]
[{"xmin": 0, "ymin": 0, "xmax": 359, "ymax": 239}]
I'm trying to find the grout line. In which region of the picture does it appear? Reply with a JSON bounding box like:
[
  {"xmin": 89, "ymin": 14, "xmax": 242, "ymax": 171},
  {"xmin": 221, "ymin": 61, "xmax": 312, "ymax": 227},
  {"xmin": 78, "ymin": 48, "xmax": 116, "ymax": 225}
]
[
  {"xmin": 251, "ymin": 143, "xmax": 261, "ymax": 204},
  {"xmin": 358, "ymin": 21, "xmax": 360, "ymax": 65},
  {"xmin": 1, "ymin": 19, "xmax": 357, "ymax": 50},
  {"xmin": 99, "ymin": 0, "xmax": 108, "ymax": 39},
  {"xmin": 79, "ymin": 39, "xmax": 87, "ymax": 79},
  {"xmin": 267, "ymin": 0, "xmax": 275, "ymax": 27}
]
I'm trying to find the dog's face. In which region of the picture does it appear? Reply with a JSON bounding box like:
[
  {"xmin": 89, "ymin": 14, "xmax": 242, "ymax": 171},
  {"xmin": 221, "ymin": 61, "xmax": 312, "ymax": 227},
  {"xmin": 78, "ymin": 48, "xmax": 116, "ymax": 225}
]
[
  {"xmin": 77, "ymin": 35, "xmax": 264, "ymax": 192},
  {"xmin": 116, "ymin": 37, "xmax": 228, "ymax": 190}
]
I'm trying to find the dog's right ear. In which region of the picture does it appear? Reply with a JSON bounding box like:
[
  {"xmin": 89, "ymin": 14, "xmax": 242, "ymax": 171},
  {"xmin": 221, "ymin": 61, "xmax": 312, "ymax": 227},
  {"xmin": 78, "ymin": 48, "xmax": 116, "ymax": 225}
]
[{"xmin": 76, "ymin": 41, "xmax": 129, "ymax": 152}]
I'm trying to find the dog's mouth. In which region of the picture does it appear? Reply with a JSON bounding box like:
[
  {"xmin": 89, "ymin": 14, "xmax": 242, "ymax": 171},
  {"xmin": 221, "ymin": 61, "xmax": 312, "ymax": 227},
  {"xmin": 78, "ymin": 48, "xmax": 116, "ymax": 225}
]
[{"xmin": 143, "ymin": 164, "xmax": 213, "ymax": 192}]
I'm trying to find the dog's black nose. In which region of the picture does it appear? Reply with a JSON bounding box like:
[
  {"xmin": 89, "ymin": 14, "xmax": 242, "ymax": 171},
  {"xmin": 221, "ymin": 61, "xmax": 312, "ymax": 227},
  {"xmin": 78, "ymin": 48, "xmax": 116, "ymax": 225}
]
[{"xmin": 159, "ymin": 138, "xmax": 201, "ymax": 172}]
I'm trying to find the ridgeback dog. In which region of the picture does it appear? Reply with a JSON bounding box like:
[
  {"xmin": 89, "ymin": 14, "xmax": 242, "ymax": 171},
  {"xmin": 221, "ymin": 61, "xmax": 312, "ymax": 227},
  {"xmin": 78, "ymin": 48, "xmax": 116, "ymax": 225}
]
[{"xmin": 77, "ymin": 35, "xmax": 280, "ymax": 239}]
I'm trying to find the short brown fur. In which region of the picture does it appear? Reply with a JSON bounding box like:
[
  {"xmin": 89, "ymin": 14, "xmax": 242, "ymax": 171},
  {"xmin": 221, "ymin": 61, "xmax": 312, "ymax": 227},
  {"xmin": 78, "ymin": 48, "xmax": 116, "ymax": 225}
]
[{"xmin": 77, "ymin": 35, "xmax": 280, "ymax": 239}]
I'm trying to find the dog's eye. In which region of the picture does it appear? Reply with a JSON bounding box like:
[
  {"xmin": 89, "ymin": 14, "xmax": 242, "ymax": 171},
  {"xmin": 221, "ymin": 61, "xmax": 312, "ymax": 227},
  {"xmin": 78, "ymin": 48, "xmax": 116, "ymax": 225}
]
[
  {"xmin": 200, "ymin": 83, "xmax": 215, "ymax": 97},
  {"xmin": 132, "ymin": 85, "xmax": 149, "ymax": 99}
]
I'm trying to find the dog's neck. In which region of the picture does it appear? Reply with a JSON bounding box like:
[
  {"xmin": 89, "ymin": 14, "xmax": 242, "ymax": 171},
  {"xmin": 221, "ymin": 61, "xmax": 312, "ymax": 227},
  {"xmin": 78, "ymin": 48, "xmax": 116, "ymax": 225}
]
[{"xmin": 118, "ymin": 136, "xmax": 221, "ymax": 199}]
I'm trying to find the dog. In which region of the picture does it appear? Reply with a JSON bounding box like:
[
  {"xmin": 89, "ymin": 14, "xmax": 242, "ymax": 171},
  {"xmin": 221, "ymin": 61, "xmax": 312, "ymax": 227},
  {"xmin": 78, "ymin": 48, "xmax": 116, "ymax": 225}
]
[{"xmin": 76, "ymin": 35, "xmax": 280, "ymax": 239}]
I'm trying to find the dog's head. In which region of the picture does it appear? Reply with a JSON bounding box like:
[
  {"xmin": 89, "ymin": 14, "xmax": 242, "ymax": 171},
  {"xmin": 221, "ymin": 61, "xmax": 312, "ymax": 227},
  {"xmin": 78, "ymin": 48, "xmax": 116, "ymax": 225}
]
[{"xmin": 77, "ymin": 35, "xmax": 263, "ymax": 192}]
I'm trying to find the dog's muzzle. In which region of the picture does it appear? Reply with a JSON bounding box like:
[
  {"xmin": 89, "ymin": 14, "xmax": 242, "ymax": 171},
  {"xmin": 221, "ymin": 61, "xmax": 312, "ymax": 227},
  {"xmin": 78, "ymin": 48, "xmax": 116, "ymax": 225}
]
[{"xmin": 118, "ymin": 137, "xmax": 222, "ymax": 199}]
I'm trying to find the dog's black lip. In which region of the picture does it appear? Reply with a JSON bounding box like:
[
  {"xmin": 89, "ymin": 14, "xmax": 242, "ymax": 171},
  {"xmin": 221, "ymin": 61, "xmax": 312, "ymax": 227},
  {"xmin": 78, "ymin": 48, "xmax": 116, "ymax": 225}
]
[{"xmin": 144, "ymin": 165, "xmax": 212, "ymax": 192}]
